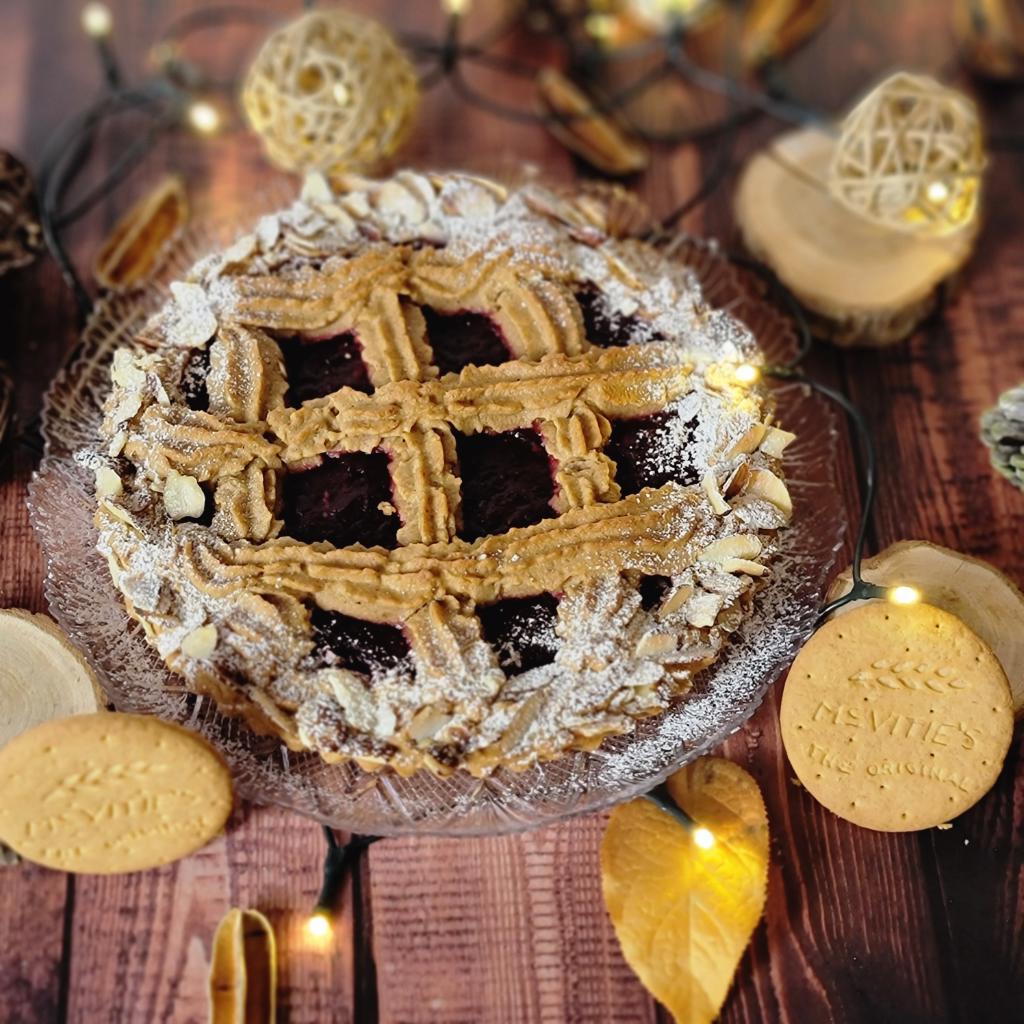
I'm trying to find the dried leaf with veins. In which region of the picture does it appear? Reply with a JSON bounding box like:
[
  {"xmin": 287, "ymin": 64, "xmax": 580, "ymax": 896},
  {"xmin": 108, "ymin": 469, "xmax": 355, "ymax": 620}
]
[{"xmin": 601, "ymin": 756, "xmax": 768, "ymax": 1024}]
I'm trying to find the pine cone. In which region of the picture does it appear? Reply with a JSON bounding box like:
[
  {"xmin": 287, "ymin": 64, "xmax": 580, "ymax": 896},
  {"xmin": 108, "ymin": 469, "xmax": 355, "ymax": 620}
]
[{"xmin": 981, "ymin": 382, "xmax": 1024, "ymax": 490}]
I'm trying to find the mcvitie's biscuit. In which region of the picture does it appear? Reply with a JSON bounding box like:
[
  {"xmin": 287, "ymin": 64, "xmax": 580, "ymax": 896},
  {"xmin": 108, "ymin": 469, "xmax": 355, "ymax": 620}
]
[
  {"xmin": 781, "ymin": 601, "xmax": 1013, "ymax": 832},
  {"xmin": 0, "ymin": 712, "xmax": 233, "ymax": 873}
]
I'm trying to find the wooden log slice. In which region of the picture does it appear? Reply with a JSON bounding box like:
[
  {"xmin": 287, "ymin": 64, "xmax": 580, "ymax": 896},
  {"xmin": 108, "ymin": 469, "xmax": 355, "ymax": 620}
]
[
  {"xmin": 0, "ymin": 608, "xmax": 102, "ymax": 749},
  {"xmin": 826, "ymin": 540, "xmax": 1024, "ymax": 717},
  {"xmin": 734, "ymin": 127, "xmax": 980, "ymax": 347}
]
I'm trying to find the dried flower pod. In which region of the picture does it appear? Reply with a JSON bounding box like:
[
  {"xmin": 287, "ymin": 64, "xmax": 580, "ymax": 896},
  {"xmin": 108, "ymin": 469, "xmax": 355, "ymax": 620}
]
[
  {"xmin": 209, "ymin": 908, "xmax": 277, "ymax": 1024},
  {"xmin": 537, "ymin": 68, "xmax": 649, "ymax": 177},
  {"xmin": 0, "ymin": 151, "xmax": 42, "ymax": 276},
  {"xmin": 955, "ymin": 0, "xmax": 1024, "ymax": 79},
  {"xmin": 94, "ymin": 174, "xmax": 188, "ymax": 291},
  {"xmin": 981, "ymin": 379, "xmax": 1024, "ymax": 491},
  {"xmin": 741, "ymin": 0, "xmax": 831, "ymax": 67}
]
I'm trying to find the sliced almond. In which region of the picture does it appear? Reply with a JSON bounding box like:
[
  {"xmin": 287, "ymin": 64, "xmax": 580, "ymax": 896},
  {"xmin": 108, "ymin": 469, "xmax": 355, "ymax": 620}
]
[
  {"xmin": 723, "ymin": 461, "xmax": 751, "ymax": 498},
  {"xmin": 685, "ymin": 592, "xmax": 725, "ymax": 628},
  {"xmin": 701, "ymin": 534, "xmax": 763, "ymax": 566},
  {"xmin": 635, "ymin": 632, "xmax": 678, "ymax": 658},
  {"xmin": 300, "ymin": 171, "xmax": 333, "ymax": 204},
  {"xmin": 656, "ymin": 584, "xmax": 694, "ymax": 619},
  {"xmin": 726, "ymin": 423, "xmax": 768, "ymax": 458},
  {"xmin": 181, "ymin": 623, "xmax": 217, "ymax": 659},
  {"xmin": 745, "ymin": 468, "xmax": 793, "ymax": 518},
  {"xmin": 163, "ymin": 470, "xmax": 206, "ymax": 521},
  {"xmin": 94, "ymin": 465, "xmax": 123, "ymax": 499},
  {"xmin": 701, "ymin": 472, "xmax": 730, "ymax": 515},
  {"xmin": 110, "ymin": 348, "xmax": 147, "ymax": 389},
  {"xmin": 407, "ymin": 706, "xmax": 453, "ymax": 743},
  {"xmin": 759, "ymin": 425, "xmax": 797, "ymax": 458},
  {"xmin": 721, "ymin": 557, "xmax": 769, "ymax": 576}
]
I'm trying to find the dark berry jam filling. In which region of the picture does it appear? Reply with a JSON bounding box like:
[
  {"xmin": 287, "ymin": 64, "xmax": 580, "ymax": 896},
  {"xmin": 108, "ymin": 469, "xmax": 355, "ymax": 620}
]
[
  {"xmin": 575, "ymin": 287, "xmax": 660, "ymax": 349},
  {"xmin": 423, "ymin": 307, "xmax": 510, "ymax": 374},
  {"xmin": 478, "ymin": 593, "xmax": 560, "ymax": 675},
  {"xmin": 311, "ymin": 606, "xmax": 410, "ymax": 676},
  {"xmin": 605, "ymin": 408, "xmax": 700, "ymax": 494},
  {"xmin": 281, "ymin": 450, "xmax": 398, "ymax": 549},
  {"xmin": 180, "ymin": 347, "xmax": 211, "ymax": 411},
  {"xmin": 279, "ymin": 331, "xmax": 373, "ymax": 403},
  {"xmin": 639, "ymin": 574, "xmax": 673, "ymax": 611},
  {"xmin": 455, "ymin": 428, "xmax": 556, "ymax": 540}
]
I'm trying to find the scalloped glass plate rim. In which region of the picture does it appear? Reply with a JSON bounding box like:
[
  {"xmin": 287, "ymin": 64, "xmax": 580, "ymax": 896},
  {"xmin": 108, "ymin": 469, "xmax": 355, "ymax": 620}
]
[{"xmin": 28, "ymin": 194, "xmax": 847, "ymax": 837}]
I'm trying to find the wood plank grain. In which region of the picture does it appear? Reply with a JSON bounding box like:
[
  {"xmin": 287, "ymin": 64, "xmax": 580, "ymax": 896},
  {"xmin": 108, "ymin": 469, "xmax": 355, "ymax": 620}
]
[
  {"xmin": 65, "ymin": 806, "xmax": 356, "ymax": 1024},
  {"xmin": 1, "ymin": 1, "xmax": 1022, "ymax": 1022},
  {"xmin": 369, "ymin": 817, "xmax": 657, "ymax": 1024}
]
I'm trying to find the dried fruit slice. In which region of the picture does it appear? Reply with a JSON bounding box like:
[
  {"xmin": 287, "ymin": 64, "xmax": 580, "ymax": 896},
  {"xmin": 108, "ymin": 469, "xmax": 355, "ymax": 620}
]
[
  {"xmin": 536, "ymin": 68, "xmax": 649, "ymax": 177},
  {"xmin": 741, "ymin": 0, "xmax": 831, "ymax": 67},
  {"xmin": 601, "ymin": 757, "xmax": 769, "ymax": 1024},
  {"xmin": 209, "ymin": 907, "xmax": 277, "ymax": 1024},
  {"xmin": 0, "ymin": 609, "xmax": 101, "ymax": 749},
  {"xmin": 94, "ymin": 174, "xmax": 188, "ymax": 291},
  {"xmin": 827, "ymin": 540, "xmax": 1024, "ymax": 717}
]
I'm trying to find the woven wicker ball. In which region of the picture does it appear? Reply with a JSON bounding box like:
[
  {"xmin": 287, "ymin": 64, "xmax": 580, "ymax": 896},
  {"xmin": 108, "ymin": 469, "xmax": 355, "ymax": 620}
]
[
  {"xmin": 827, "ymin": 72, "xmax": 985, "ymax": 237},
  {"xmin": 242, "ymin": 9, "xmax": 419, "ymax": 178}
]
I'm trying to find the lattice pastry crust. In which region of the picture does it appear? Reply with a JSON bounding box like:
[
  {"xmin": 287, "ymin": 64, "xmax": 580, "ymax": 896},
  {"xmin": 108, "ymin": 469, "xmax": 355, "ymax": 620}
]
[{"xmin": 94, "ymin": 170, "xmax": 795, "ymax": 776}]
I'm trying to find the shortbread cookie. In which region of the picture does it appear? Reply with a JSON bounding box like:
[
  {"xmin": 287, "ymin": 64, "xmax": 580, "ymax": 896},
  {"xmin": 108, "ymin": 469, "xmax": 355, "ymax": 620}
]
[
  {"xmin": 781, "ymin": 601, "xmax": 1013, "ymax": 831},
  {"xmin": 0, "ymin": 712, "xmax": 233, "ymax": 872}
]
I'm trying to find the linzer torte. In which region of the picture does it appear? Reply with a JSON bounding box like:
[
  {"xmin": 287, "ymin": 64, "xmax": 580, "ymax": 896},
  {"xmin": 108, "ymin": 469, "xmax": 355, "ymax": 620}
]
[{"xmin": 94, "ymin": 170, "xmax": 795, "ymax": 776}]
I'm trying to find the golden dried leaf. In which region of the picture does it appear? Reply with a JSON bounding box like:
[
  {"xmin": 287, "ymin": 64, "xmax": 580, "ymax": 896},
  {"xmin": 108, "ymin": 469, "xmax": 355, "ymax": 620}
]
[
  {"xmin": 209, "ymin": 907, "xmax": 277, "ymax": 1024},
  {"xmin": 94, "ymin": 174, "xmax": 188, "ymax": 291},
  {"xmin": 741, "ymin": 0, "xmax": 831, "ymax": 67},
  {"xmin": 537, "ymin": 67, "xmax": 649, "ymax": 176},
  {"xmin": 601, "ymin": 757, "xmax": 769, "ymax": 1024}
]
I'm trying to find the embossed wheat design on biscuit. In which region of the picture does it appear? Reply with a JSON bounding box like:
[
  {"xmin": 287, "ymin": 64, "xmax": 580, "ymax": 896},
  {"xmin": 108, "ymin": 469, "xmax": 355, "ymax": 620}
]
[{"xmin": 849, "ymin": 661, "xmax": 967, "ymax": 694}]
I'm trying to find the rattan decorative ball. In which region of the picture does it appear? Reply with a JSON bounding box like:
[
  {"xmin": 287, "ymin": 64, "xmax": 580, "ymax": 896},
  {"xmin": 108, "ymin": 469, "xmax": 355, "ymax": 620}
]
[
  {"xmin": 827, "ymin": 72, "xmax": 985, "ymax": 238},
  {"xmin": 242, "ymin": 9, "xmax": 419, "ymax": 179}
]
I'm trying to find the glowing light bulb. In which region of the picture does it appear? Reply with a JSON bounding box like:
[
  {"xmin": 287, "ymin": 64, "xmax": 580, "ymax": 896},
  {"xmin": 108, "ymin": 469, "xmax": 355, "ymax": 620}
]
[
  {"xmin": 585, "ymin": 13, "xmax": 618, "ymax": 42},
  {"xmin": 81, "ymin": 2, "xmax": 112, "ymax": 38},
  {"xmin": 306, "ymin": 910, "xmax": 332, "ymax": 939},
  {"xmin": 187, "ymin": 100, "xmax": 221, "ymax": 135},
  {"xmin": 888, "ymin": 585, "xmax": 921, "ymax": 606},
  {"xmin": 442, "ymin": 0, "xmax": 471, "ymax": 14},
  {"xmin": 733, "ymin": 363, "xmax": 760, "ymax": 385},
  {"xmin": 693, "ymin": 826, "xmax": 716, "ymax": 850},
  {"xmin": 926, "ymin": 180, "xmax": 950, "ymax": 205}
]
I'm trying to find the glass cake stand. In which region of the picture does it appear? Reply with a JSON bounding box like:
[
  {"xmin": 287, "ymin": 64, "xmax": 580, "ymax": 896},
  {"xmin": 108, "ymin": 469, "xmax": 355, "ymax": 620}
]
[{"xmin": 28, "ymin": 201, "xmax": 846, "ymax": 837}]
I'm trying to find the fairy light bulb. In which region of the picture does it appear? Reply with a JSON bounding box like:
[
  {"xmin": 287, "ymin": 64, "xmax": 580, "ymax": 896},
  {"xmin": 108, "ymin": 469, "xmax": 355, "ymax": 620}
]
[
  {"xmin": 306, "ymin": 910, "xmax": 332, "ymax": 940},
  {"xmin": 187, "ymin": 100, "xmax": 221, "ymax": 135},
  {"xmin": 441, "ymin": 0, "xmax": 471, "ymax": 14},
  {"xmin": 925, "ymin": 180, "xmax": 950, "ymax": 205},
  {"xmin": 888, "ymin": 585, "xmax": 921, "ymax": 606},
  {"xmin": 734, "ymin": 363, "xmax": 761, "ymax": 385},
  {"xmin": 81, "ymin": 2, "xmax": 112, "ymax": 38},
  {"xmin": 693, "ymin": 826, "xmax": 716, "ymax": 850}
]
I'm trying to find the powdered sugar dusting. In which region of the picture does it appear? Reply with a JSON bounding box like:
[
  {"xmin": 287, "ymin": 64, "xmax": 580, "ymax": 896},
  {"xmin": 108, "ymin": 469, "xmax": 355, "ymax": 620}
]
[{"xmin": 91, "ymin": 169, "xmax": 793, "ymax": 776}]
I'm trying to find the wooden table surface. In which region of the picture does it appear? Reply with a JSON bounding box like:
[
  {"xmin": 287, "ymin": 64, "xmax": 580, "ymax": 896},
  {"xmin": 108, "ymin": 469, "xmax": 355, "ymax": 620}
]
[{"xmin": 1, "ymin": 2, "xmax": 1022, "ymax": 1022}]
